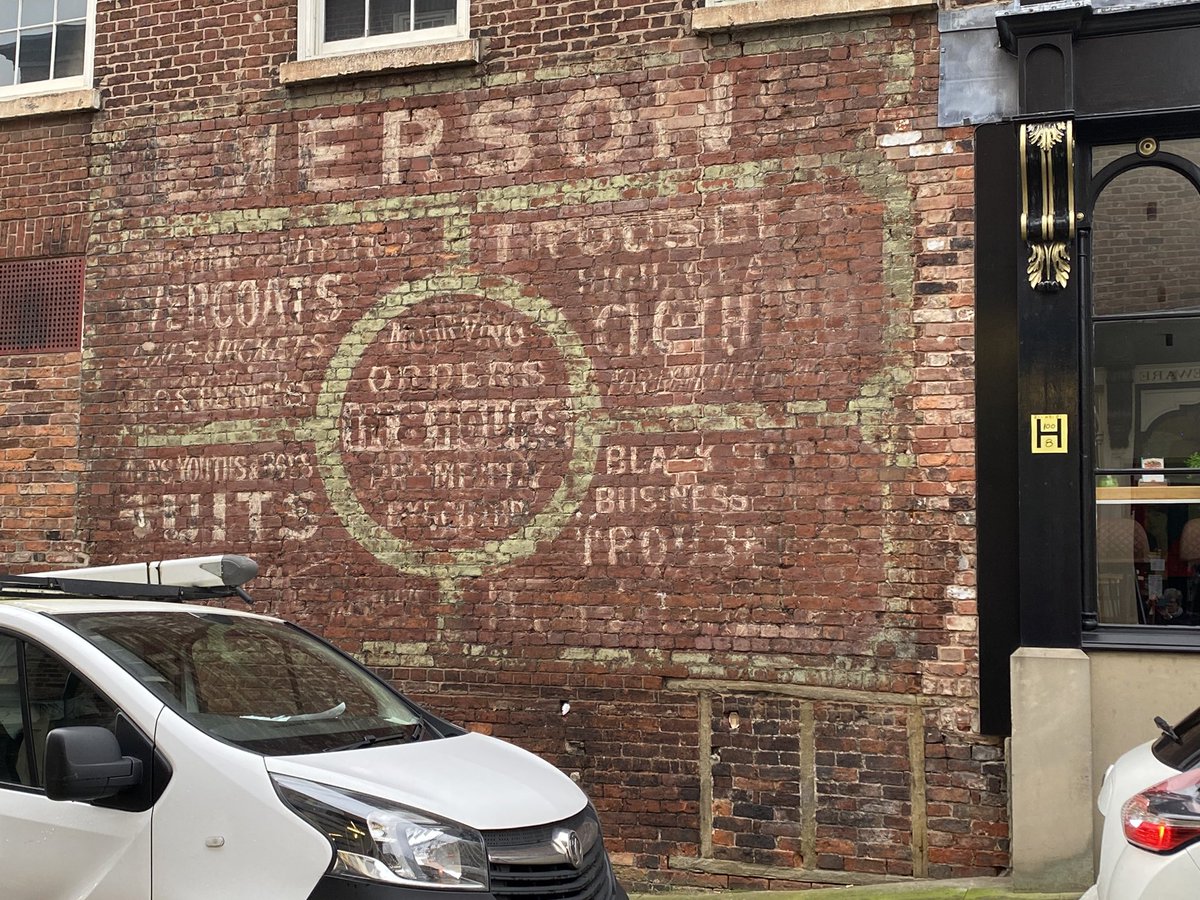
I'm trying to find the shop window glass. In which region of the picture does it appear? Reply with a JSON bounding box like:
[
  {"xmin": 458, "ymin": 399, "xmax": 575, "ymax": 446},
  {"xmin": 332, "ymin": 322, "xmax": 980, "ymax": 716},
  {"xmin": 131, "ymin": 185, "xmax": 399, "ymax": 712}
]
[
  {"xmin": 1090, "ymin": 140, "xmax": 1200, "ymax": 177},
  {"xmin": 1091, "ymin": 153, "xmax": 1200, "ymax": 627},
  {"xmin": 1161, "ymin": 138, "xmax": 1200, "ymax": 170},
  {"xmin": 1092, "ymin": 167, "xmax": 1200, "ymax": 316},
  {"xmin": 1092, "ymin": 144, "xmax": 1131, "ymax": 175}
]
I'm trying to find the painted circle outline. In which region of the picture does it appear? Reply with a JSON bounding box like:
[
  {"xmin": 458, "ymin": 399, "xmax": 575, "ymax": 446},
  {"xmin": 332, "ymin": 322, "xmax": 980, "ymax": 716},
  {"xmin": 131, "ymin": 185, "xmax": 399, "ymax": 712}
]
[{"xmin": 312, "ymin": 272, "xmax": 603, "ymax": 583}]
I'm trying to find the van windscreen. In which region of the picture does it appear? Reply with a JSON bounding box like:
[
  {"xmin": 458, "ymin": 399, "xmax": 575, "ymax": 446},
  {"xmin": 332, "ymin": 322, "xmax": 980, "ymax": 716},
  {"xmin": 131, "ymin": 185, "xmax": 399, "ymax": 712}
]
[{"xmin": 56, "ymin": 611, "xmax": 425, "ymax": 756}]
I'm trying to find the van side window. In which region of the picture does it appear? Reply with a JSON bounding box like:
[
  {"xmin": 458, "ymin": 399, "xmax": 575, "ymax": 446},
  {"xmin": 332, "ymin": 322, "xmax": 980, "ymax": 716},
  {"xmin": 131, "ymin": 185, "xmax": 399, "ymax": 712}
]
[
  {"xmin": 0, "ymin": 635, "xmax": 23, "ymax": 785},
  {"xmin": 23, "ymin": 644, "xmax": 119, "ymax": 786},
  {"xmin": 0, "ymin": 637, "xmax": 119, "ymax": 789}
]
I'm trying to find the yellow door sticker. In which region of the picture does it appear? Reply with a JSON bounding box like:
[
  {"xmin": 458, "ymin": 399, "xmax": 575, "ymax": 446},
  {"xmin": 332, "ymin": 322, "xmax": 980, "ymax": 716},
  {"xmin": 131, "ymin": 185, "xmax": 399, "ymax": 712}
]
[{"xmin": 1031, "ymin": 414, "xmax": 1068, "ymax": 454}]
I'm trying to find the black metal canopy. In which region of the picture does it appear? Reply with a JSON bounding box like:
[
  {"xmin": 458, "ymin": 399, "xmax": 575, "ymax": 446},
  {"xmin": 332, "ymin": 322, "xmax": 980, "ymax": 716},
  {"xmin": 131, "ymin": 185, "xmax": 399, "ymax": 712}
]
[{"xmin": 997, "ymin": 0, "xmax": 1200, "ymax": 119}]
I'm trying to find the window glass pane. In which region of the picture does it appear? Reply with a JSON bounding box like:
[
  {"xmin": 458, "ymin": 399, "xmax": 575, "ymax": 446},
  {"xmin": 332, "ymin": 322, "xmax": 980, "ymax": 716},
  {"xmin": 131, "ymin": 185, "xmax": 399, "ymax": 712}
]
[
  {"xmin": 414, "ymin": 0, "xmax": 455, "ymax": 29},
  {"xmin": 17, "ymin": 25, "xmax": 52, "ymax": 83},
  {"xmin": 1160, "ymin": 138, "xmax": 1200, "ymax": 169},
  {"xmin": 1095, "ymin": 316, "xmax": 1200, "ymax": 626},
  {"xmin": 21, "ymin": 0, "xmax": 54, "ymax": 27},
  {"xmin": 325, "ymin": 0, "xmax": 365, "ymax": 42},
  {"xmin": 1092, "ymin": 144, "xmax": 1131, "ymax": 176},
  {"xmin": 1096, "ymin": 503, "xmax": 1150, "ymax": 625},
  {"xmin": 53, "ymin": 20, "xmax": 84, "ymax": 78},
  {"xmin": 22, "ymin": 643, "xmax": 119, "ymax": 788},
  {"xmin": 1093, "ymin": 167, "xmax": 1200, "ymax": 316},
  {"xmin": 1095, "ymin": 500, "xmax": 1200, "ymax": 627},
  {"xmin": 0, "ymin": 636, "xmax": 25, "ymax": 786},
  {"xmin": 369, "ymin": 0, "xmax": 410, "ymax": 35},
  {"xmin": 0, "ymin": 6, "xmax": 15, "ymax": 30},
  {"xmin": 1094, "ymin": 318, "xmax": 1200, "ymax": 469},
  {"xmin": 0, "ymin": 33, "xmax": 15, "ymax": 87},
  {"xmin": 57, "ymin": 0, "xmax": 87, "ymax": 20},
  {"xmin": 62, "ymin": 611, "xmax": 421, "ymax": 757}
]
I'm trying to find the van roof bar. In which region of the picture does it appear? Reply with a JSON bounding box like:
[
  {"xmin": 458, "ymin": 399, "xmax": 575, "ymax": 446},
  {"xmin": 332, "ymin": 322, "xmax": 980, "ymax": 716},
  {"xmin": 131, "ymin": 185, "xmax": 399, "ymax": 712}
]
[
  {"xmin": 0, "ymin": 575, "xmax": 253, "ymax": 604},
  {"xmin": 2, "ymin": 555, "xmax": 258, "ymax": 605}
]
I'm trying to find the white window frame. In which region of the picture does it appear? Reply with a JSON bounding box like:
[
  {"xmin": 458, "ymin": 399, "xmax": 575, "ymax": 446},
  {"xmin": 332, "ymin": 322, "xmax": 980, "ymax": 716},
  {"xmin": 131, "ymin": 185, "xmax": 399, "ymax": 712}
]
[
  {"xmin": 297, "ymin": 0, "xmax": 469, "ymax": 61},
  {"xmin": 0, "ymin": 0, "xmax": 97, "ymax": 102}
]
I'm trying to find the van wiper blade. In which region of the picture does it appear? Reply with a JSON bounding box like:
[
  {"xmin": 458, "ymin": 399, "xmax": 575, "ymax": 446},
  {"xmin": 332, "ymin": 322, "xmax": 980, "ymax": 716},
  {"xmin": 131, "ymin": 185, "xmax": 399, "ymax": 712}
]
[{"xmin": 323, "ymin": 721, "xmax": 424, "ymax": 753}]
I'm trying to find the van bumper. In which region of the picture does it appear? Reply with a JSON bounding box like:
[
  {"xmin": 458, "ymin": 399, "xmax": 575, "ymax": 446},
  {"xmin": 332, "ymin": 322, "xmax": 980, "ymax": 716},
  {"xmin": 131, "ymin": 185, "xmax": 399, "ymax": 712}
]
[{"xmin": 307, "ymin": 874, "xmax": 630, "ymax": 900}]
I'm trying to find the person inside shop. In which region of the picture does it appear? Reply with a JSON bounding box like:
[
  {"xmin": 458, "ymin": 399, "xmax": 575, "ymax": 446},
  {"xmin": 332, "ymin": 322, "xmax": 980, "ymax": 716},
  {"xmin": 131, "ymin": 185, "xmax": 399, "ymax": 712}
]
[{"xmin": 1153, "ymin": 588, "xmax": 1197, "ymax": 625}]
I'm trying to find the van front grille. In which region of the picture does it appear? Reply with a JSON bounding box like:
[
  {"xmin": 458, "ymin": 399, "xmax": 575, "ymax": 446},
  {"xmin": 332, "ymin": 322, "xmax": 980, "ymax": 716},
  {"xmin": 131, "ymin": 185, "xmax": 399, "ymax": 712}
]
[{"xmin": 483, "ymin": 809, "xmax": 613, "ymax": 900}]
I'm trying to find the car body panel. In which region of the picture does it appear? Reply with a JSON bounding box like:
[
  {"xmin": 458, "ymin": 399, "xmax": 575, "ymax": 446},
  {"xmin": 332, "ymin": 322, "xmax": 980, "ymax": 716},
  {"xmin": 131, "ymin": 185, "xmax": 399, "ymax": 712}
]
[
  {"xmin": 268, "ymin": 731, "xmax": 589, "ymax": 831},
  {"xmin": 0, "ymin": 784, "xmax": 152, "ymax": 900},
  {"xmin": 1092, "ymin": 736, "xmax": 1200, "ymax": 899},
  {"xmin": 0, "ymin": 608, "xmax": 161, "ymax": 900},
  {"xmin": 150, "ymin": 708, "xmax": 336, "ymax": 900},
  {"xmin": 1101, "ymin": 838, "xmax": 1200, "ymax": 900}
]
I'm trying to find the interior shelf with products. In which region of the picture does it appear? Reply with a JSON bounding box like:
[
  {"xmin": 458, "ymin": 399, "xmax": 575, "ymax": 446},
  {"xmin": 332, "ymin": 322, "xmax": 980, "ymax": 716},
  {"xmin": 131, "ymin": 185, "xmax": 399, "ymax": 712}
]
[{"xmin": 1097, "ymin": 486, "xmax": 1200, "ymax": 504}]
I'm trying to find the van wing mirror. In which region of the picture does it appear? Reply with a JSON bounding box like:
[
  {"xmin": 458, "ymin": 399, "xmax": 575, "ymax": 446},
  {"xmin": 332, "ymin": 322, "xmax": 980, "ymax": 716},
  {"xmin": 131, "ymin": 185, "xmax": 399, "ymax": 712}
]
[{"xmin": 44, "ymin": 727, "xmax": 144, "ymax": 802}]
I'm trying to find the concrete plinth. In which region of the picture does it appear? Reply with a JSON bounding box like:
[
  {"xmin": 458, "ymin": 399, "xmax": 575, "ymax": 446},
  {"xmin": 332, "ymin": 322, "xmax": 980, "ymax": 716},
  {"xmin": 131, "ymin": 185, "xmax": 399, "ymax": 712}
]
[{"xmin": 1010, "ymin": 647, "xmax": 1094, "ymax": 893}]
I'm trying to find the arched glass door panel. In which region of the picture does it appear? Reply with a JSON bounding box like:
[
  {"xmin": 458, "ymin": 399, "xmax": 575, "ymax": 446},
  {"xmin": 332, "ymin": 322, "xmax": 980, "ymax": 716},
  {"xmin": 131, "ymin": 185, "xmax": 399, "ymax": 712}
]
[
  {"xmin": 1092, "ymin": 166, "xmax": 1200, "ymax": 315},
  {"xmin": 1090, "ymin": 158, "xmax": 1200, "ymax": 626}
]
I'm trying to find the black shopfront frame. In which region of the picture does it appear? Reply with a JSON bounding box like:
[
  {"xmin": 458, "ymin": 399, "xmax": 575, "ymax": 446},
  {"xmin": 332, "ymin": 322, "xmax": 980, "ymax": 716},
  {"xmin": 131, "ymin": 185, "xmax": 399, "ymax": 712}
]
[{"xmin": 977, "ymin": 1, "xmax": 1200, "ymax": 735}]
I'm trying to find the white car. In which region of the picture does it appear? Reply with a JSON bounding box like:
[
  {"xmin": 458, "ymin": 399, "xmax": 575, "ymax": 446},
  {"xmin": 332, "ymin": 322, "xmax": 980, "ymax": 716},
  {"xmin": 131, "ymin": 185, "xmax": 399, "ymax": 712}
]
[
  {"xmin": 1085, "ymin": 711, "xmax": 1200, "ymax": 899},
  {"xmin": 0, "ymin": 555, "xmax": 627, "ymax": 900}
]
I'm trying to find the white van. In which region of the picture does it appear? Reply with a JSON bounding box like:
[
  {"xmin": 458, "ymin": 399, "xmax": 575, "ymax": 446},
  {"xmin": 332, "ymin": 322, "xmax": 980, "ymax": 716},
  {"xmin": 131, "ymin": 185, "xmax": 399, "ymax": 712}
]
[{"xmin": 0, "ymin": 555, "xmax": 628, "ymax": 900}]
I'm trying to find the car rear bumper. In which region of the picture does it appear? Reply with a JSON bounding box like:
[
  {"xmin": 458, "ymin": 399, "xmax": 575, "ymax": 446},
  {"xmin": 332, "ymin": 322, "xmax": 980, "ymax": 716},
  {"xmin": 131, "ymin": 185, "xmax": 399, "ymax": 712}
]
[{"xmin": 1098, "ymin": 839, "xmax": 1200, "ymax": 900}]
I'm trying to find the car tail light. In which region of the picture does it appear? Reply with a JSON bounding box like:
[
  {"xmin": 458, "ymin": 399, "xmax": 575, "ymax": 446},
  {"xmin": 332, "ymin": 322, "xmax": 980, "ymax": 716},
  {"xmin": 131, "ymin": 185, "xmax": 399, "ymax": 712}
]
[{"xmin": 1123, "ymin": 768, "xmax": 1200, "ymax": 854}]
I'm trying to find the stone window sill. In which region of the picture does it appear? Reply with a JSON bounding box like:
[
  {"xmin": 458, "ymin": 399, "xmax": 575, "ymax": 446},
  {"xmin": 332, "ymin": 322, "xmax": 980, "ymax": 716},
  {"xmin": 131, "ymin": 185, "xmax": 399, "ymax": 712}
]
[
  {"xmin": 280, "ymin": 38, "xmax": 481, "ymax": 85},
  {"xmin": 0, "ymin": 88, "xmax": 100, "ymax": 122},
  {"xmin": 691, "ymin": 0, "xmax": 936, "ymax": 32}
]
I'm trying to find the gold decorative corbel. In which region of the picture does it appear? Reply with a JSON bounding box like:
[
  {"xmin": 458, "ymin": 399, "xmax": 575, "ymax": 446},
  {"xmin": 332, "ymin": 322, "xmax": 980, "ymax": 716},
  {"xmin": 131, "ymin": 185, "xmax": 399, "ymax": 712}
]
[{"xmin": 1020, "ymin": 120, "xmax": 1076, "ymax": 292}]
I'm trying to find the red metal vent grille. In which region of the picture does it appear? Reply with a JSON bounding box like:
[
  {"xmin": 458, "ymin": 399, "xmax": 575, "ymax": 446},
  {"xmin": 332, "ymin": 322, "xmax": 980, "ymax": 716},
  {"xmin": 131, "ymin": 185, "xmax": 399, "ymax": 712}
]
[{"xmin": 0, "ymin": 257, "xmax": 84, "ymax": 354}]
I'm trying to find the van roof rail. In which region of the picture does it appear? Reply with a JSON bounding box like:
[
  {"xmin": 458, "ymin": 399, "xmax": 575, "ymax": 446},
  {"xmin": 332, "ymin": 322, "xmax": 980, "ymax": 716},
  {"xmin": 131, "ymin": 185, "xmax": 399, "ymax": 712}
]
[{"xmin": 0, "ymin": 555, "xmax": 258, "ymax": 605}]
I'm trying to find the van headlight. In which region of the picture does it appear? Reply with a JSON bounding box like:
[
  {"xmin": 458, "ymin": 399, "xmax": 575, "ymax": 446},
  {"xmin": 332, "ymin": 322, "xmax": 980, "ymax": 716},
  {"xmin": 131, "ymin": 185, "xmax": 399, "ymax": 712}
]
[{"xmin": 272, "ymin": 774, "xmax": 488, "ymax": 890}]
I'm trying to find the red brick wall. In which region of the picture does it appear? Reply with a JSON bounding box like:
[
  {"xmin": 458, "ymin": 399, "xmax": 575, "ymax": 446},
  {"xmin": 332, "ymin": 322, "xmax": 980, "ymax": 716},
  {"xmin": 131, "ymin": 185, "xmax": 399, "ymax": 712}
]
[
  {"xmin": 0, "ymin": 110, "xmax": 90, "ymax": 567},
  {"xmin": 1, "ymin": 0, "xmax": 999, "ymax": 887},
  {"xmin": 0, "ymin": 349, "xmax": 84, "ymax": 566}
]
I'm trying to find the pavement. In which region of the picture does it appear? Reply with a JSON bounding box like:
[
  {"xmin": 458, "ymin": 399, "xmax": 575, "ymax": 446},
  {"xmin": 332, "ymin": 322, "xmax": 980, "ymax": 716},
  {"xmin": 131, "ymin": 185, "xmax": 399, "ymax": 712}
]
[{"xmin": 629, "ymin": 877, "xmax": 1084, "ymax": 899}]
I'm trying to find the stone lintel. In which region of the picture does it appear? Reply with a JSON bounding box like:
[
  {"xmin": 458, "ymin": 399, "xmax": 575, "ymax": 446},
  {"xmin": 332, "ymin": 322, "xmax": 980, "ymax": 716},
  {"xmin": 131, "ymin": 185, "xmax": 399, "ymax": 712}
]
[
  {"xmin": 0, "ymin": 89, "xmax": 101, "ymax": 122},
  {"xmin": 279, "ymin": 39, "xmax": 481, "ymax": 85},
  {"xmin": 691, "ymin": 0, "xmax": 937, "ymax": 33}
]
